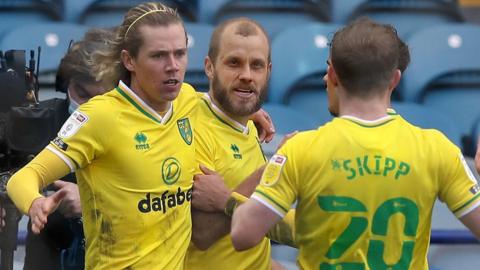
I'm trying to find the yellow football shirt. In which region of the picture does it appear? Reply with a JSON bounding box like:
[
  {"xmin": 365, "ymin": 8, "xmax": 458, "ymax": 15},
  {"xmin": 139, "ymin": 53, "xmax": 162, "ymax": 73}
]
[
  {"xmin": 185, "ymin": 93, "xmax": 271, "ymax": 270},
  {"xmin": 47, "ymin": 81, "xmax": 199, "ymax": 270},
  {"xmin": 254, "ymin": 114, "xmax": 480, "ymax": 270}
]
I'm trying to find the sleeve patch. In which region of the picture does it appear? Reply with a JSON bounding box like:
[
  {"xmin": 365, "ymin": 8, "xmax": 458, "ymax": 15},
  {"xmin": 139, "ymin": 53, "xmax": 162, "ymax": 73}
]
[
  {"xmin": 261, "ymin": 154, "xmax": 287, "ymax": 187},
  {"xmin": 52, "ymin": 137, "xmax": 69, "ymax": 151},
  {"xmin": 58, "ymin": 110, "xmax": 89, "ymax": 138},
  {"xmin": 470, "ymin": 184, "xmax": 480, "ymax": 195}
]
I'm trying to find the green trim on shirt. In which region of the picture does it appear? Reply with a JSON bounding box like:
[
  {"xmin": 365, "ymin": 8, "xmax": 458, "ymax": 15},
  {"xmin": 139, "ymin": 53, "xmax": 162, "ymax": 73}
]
[{"xmin": 255, "ymin": 190, "xmax": 289, "ymax": 213}]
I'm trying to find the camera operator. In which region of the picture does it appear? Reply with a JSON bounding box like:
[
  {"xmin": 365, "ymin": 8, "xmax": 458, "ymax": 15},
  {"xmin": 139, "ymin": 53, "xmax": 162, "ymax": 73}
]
[{"xmin": 0, "ymin": 28, "xmax": 113, "ymax": 270}]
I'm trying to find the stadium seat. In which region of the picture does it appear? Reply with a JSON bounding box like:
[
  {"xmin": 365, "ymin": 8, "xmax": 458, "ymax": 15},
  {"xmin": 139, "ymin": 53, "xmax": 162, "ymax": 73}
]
[
  {"xmin": 79, "ymin": 0, "xmax": 198, "ymax": 27},
  {"xmin": 261, "ymin": 103, "xmax": 319, "ymax": 157},
  {"xmin": 63, "ymin": 0, "xmax": 97, "ymax": 23},
  {"xmin": 401, "ymin": 23, "xmax": 480, "ymax": 138},
  {"xmin": 184, "ymin": 23, "xmax": 214, "ymax": 92},
  {"xmin": 0, "ymin": 22, "xmax": 89, "ymax": 76},
  {"xmin": 268, "ymin": 22, "xmax": 341, "ymax": 124},
  {"xmin": 209, "ymin": 0, "xmax": 331, "ymax": 39},
  {"xmin": 470, "ymin": 115, "xmax": 480, "ymax": 155},
  {"xmin": 347, "ymin": 0, "xmax": 464, "ymax": 38},
  {"xmin": 391, "ymin": 102, "xmax": 463, "ymax": 148},
  {"xmin": 0, "ymin": 0, "xmax": 62, "ymax": 38},
  {"xmin": 330, "ymin": 0, "xmax": 367, "ymax": 23}
]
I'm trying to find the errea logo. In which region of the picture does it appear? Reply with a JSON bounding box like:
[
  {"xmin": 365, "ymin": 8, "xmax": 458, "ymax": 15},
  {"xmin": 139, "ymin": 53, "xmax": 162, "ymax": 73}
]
[
  {"xmin": 231, "ymin": 144, "xmax": 242, "ymax": 160},
  {"xmin": 134, "ymin": 132, "xmax": 150, "ymax": 150}
]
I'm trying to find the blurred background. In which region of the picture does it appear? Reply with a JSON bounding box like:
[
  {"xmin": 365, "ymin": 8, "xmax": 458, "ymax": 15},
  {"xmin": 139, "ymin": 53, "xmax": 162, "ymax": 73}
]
[{"xmin": 1, "ymin": 0, "xmax": 480, "ymax": 269}]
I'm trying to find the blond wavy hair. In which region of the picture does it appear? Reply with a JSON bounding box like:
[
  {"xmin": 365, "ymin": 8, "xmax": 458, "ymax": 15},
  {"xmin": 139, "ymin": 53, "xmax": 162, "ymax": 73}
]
[{"xmin": 89, "ymin": 2, "xmax": 186, "ymax": 87}]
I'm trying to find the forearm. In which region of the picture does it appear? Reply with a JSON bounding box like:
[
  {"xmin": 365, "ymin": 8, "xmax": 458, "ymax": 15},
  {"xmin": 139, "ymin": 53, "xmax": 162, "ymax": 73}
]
[
  {"xmin": 191, "ymin": 191, "xmax": 247, "ymax": 249},
  {"xmin": 7, "ymin": 148, "xmax": 71, "ymax": 214},
  {"xmin": 191, "ymin": 209, "xmax": 230, "ymax": 250},
  {"xmin": 267, "ymin": 209, "xmax": 297, "ymax": 248},
  {"xmin": 231, "ymin": 199, "xmax": 281, "ymax": 251},
  {"xmin": 233, "ymin": 165, "xmax": 265, "ymax": 197},
  {"xmin": 460, "ymin": 206, "xmax": 480, "ymax": 240}
]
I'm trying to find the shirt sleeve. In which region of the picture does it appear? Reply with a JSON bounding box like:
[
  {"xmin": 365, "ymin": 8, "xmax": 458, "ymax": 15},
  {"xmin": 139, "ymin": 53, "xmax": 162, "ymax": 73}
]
[
  {"xmin": 47, "ymin": 98, "xmax": 110, "ymax": 171},
  {"xmin": 436, "ymin": 132, "xmax": 480, "ymax": 218},
  {"xmin": 252, "ymin": 137, "xmax": 300, "ymax": 217},
  {"xmin": 6, "ymin": 148, "xmax": 71, "ymax": 214}
]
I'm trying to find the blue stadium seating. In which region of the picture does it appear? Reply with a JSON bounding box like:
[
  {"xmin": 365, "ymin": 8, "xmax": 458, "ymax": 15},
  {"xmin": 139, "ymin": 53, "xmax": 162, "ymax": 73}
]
[
  {"xmin": 0, "ymin": 0, "xmax": 62, "ymax": 38},
  {"xmin": 184, "ymin": 22, "xmax": 214, "ymax": 92},
  {"xmin": 471, "ymin": 116, "xmax": 480, "ymax": 153},
  {"xmin": 208, "ymin": 0, "xmax": 330, "ymax": 39},
  {"xmin": 0, "ymin": 22, "xmax": 89, "ymax": 74},
  {"xmin": 347, "ymin": 0, "xmax": 464, "ymax": 38},
  {"xmin": 330, "ymin": 0, "xmax": 367, "ymax": 23},
  {"xmin": 79, "ymin": 0, "xmax": 197, "ymax": 27},
  {"xmin": 263, "ymin": 103, "xmax": 319, "ymax": 134},
  {"xmin": 268, "ymin": 22, "xmax": 341, "ymax": 124},
  {"xmin": 261, "ymin": 103, "xmax": 319, "ymax": 156},
  {"xmin": 391, "ymin": 102, "xmax": 463, "ymax": 147},
  {"xmin": 401, "ymin": 23, "xmax": 480, "ymax": 137},
  {"xmin": 63, "ymin": 0, "xmax": 97, "ymax": 23}
]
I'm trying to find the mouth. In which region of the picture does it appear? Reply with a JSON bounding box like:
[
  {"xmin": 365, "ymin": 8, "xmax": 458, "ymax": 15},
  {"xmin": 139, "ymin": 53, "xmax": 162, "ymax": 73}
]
[
  {"xmin": 164, "ymin": 78, "xmax": 180, "ymax": 86},
  {"xmin": 233, "ymin": 87, "xmax": 256, "ymax": 98}
]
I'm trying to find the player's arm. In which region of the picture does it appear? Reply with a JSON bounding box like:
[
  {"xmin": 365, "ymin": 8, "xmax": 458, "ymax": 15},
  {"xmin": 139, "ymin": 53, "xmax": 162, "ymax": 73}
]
[
  {"xmin": 7, "ymin": 148, "xmax": 71, "ymax": 233},
  {"xmin": 460, "ymin": 206, "xmax": 480, "ymax": 239},
  {"xmin": 231, "ymin": 198, "xmax": 282, "ymax": 251},
  {"xmin": 267, "ymin": 209, "xmax": 297, "ymax": 248},
  {"xmin": 191, "ymin": 165, "xmax": 265, "ymax": 250}
]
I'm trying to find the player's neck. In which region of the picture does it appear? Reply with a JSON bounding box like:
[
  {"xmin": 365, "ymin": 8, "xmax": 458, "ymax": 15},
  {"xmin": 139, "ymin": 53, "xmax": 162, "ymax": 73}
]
[
  {"xmin": 339, "ymin": 97, "xmax": 389, "ymax": 120},
  {"xmin": 129, "ymin": 79, "xmax": 171, "ymax": 113}
]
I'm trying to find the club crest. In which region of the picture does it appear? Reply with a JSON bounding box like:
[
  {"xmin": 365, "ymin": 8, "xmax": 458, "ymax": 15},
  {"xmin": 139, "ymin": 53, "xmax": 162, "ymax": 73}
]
[{"xmin": 177, "ymin": 118, "xmax": 192, "ymax": 145}]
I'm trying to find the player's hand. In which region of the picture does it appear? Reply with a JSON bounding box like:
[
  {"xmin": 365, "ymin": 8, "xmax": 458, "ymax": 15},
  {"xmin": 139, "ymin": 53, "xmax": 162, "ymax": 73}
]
[
  {"xmin": 276, "ymin": 131, "xmax": 298, "ymax": 152},
  {"xmin": 475, "ymin": 139, "xmax": 480, "ymax": 175},
  {"xmin": 54, "ymin": 180, "xmax": 82, "ymax": 218},
  {"xmin": 0, "ymin": 204, "xmax": 5, "ymax": 232},
  {"xmin": 251, "ymin": 108, "xmax": 275, "ymax": 143},
  {"xmin": 28, "ymin": 189, "xmax": 67, "ymax": 234},
  {"xmin": 193, "ymin": 164, "xmax": 231, "ymax": 212}
]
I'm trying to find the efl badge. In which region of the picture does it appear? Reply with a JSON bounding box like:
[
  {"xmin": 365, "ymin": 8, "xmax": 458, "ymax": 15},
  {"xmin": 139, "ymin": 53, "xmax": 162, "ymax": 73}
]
[
  {"xmin": 58, "ymin": 111, "xmax": 89, "ymax": 138},
  {"xmin": 177, "ymin": 118, "xmax": 193, "ymax": 145},
  {"xmin": 261, "ymin": 154, "xmax": 287, "ymax": 187}
]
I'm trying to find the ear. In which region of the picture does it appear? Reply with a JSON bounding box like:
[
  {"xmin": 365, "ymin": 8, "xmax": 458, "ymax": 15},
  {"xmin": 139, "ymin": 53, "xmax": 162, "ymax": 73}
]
[
  {"xmin": 121, "ymin": 49, "xmax": 135, "ymax": 72},
  {"xmin": 327, "ymin": 65, "xmax": 338, "ymax": 86},
  {"xmin": 204, "ymin": 56, "xmax": 214, "ymax": 80},
  {"xmin": 389, "ymin": 69, "xmax": 401, "ymax": 91}
]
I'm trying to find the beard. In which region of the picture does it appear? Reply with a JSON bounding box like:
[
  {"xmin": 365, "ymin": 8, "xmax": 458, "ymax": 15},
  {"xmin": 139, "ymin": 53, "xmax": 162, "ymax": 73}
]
[{"xmin": 211, "ymin": 75, "xmax": 268, "ymax": 117}]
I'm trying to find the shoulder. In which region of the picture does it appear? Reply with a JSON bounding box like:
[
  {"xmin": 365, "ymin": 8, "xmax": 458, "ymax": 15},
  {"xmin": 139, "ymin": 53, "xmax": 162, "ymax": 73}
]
[
  {"xmin": 247, "ymin": 121, "xmax": 259, "ymax": 139},
  {"xmin": 75, "ymin": 88, "xmax": 119, "ymax": 123},
  {"xmin": 422, "ymin": 128, "xmax": 460, "ymax": 154},
  {"xmin": 280, "ymin": 129, "xmax": 319, "ymax": 154},
  {"xmin": 178, "ymin": 82, "xmax": 198, "ymax": 99},
  {"xmin": 175, "ymin": 83, "xmax": 200, "ymax": 113}
]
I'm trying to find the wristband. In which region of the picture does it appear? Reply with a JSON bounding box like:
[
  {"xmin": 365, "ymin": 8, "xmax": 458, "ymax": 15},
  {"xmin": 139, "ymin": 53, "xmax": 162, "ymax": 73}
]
[{"xmin": 224, "ymin": 192, "xmax": 248, "ymax": 217}]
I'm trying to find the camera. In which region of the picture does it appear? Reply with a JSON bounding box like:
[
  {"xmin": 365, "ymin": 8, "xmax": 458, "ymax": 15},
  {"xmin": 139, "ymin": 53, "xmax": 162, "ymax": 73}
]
[{"xmin": 0, "ymin": 49, "xmax": 66, "ymax": 270}]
